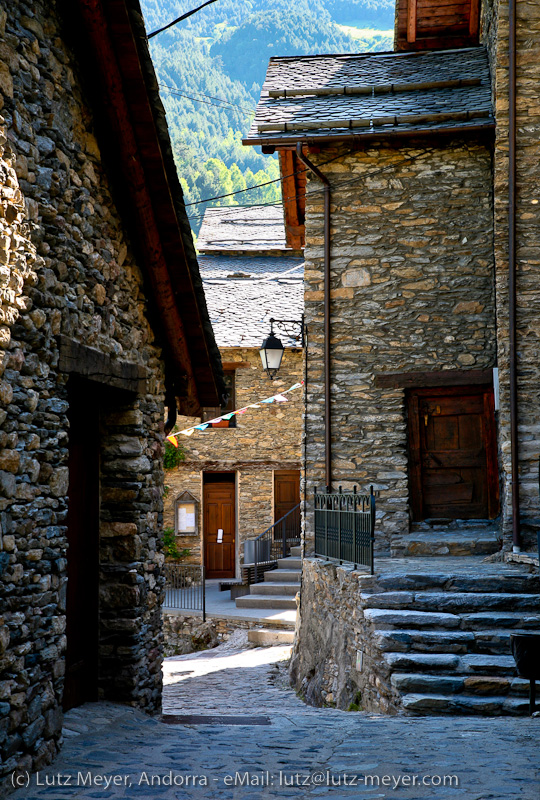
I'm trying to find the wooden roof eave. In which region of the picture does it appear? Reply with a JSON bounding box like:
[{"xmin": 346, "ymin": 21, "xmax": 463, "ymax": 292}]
[
  {"xmin": 75, "ymin": 0, "xmax": 223, "ymax": 415},
  {"xmin": 242, "ymin": 119, "xmax": 495, "ymax": 149}
]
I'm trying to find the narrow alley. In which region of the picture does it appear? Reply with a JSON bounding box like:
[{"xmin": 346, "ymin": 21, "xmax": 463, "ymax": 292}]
[{"xmin": 10, "ymin": 636, "xmax": 539, "ymax": 799}]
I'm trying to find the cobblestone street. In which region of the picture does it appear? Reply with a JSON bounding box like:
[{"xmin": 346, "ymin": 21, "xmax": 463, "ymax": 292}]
[{"xmin": 8, "ymin": 633, "xmax": 540, "ymax": 799}]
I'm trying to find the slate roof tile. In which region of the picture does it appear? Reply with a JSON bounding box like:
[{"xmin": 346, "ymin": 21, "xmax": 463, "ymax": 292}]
[
  {"xmin": 244, "ymin": 47, "xmax": 494, "ymax": 144},
  {"xmin": 198, "ymin": 204, "xmax": 296, "ymax": 253},
  {"xmin": 200, "ymin": 256, "xmax": 304, "ymax": 349}
]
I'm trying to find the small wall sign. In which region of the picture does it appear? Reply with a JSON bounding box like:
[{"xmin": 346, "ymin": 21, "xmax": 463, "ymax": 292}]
[{"xmin": 174, "ymin": 491, "xmax": 199, "ymax": 536}]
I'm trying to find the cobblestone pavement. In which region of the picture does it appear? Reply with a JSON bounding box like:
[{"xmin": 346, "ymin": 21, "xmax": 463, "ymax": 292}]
[{"xmin": 9, "ymin": 633, "xmax": 540, "ymax": 800}]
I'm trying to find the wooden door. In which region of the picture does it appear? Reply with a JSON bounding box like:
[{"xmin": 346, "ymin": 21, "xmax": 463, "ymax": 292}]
[
  {"xmin": 204, "ymin": 482, "xmax": 235, "ymax": 578},
  {"xmin": 408, "ymin": 386, "xmax": 499, "ymax": 521},
  {"xmin": 274, "ymin": 470, "xmax": 300, "ymax": 522},
  {"xmin": 64, "ymin": 380, "xmax": 100, "ymax": 711}
]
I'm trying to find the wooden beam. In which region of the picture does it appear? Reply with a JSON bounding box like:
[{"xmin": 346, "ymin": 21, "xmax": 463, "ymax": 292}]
[
  {"xmin": 374, "ymin": 368, "xmax": 494, "ymax": 389},
  {"xmin": 221, "ymin": 361, "xmax": 251, "ymax": 370},
  {"xmin": 58, "ymin": 336, "xmax": 147, "ymax": 394},
  {"xmin": 407, "ymin": 0, "xmax": 417, "ymax": 42},
  {"xmin": 469, "ymin": 0, "xmax": 480, "ymax": 37},
  {"xmin": 279, "ymin": 150, "xmax": 305, "ymax": 251},
  {"xmin": 76, "ymin": 0, "xmax": 212, "ymax": 416}
]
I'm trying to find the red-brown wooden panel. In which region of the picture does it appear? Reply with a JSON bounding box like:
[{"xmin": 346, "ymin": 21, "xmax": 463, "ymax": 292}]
[
  {"xmin": 397, "ymin": 0, "xmax": 479, "ymax": 49},
  {"xmin": 274, "ymin": 470, "xmax": 300, "ymax": 522},
  {"xmin": 407, "ymin": 385, "xmax": 499, "ymax": 520},
  {"xmin": 204, "ymin": 482, "xmax": 235, "ymax": 578}
]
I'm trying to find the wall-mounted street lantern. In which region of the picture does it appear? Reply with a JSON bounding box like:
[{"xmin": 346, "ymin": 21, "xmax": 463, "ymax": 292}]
[{"xmin": 259, "ymin": 317, "xmax": 304, "ymax": 380}]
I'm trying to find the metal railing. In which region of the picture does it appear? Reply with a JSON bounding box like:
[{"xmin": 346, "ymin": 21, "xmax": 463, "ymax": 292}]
[
  {"xmin": 314, "ymin": 487, "xmax": 375, "ymax": 574},
  {"xmin": 163, "ymin": 564, "xmax": 206, "ymax": 620},
  {"xmin": 249, "ymin": 503, "xmax": 301, "ymax": 583}
]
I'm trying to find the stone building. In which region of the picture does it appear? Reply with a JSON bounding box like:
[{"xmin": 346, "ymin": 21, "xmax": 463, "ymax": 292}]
[
  {"xmin": 165, "ymin": 204, "xmax": 304, "ymax": 579},
  {"xmin": 244, "ymin": 0, "xmax": 540, "ymax": 714},
  {"xmin": 0, "ymin": 0, "xmax": 223, "ymax": 787}
]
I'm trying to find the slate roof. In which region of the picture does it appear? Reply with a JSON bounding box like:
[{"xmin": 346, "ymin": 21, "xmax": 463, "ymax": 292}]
[
  {"xmin": 197, "ymin": 204, "xmax": 297, "ymax": 254},
  {"xmin": 199, "ymin": 255, "xmax": 304, "ymax": 349},
  {"xmin": 244, "ymin": 47, "xmax": 494, "ymax": 146}
]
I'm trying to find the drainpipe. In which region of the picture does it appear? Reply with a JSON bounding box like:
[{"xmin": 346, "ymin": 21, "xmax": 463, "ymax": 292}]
[
  {"xmin": 296, "ymin": 142, "xmax": 332, "ymax": 491},
  {"xmin": 509, "ymin": 0, "xmax": 520, "ymax": 550}
]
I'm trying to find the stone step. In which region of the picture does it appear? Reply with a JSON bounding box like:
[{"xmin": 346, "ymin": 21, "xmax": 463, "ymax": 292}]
[
  {"xmin": 385, "ymin": 652, "xmax": 517, "ymax": 675},
  {"xmin": 264, "ymin": 569, "xmax": 301, "ymax": 582},
  {"xmin": 290, "ymin": 546, "xmax": 302, "ymax": 557},
  {"xmin": 374, "ymin": 628, "xmax": 514, "ymax": 655},
  {"xmin": 364, "ymin": 608, "xmax": 461, "ymax": 629},
  {"xmin": 391, "ymin": 531, "xmax": 500, "ymax": 558},
  {"xmin": 277, "ymin": 557, "xmax": 302, "ymax": 570},
  {"xmin": 400, "ymin": 693, "xmax": 531, "ymax": 716},
  {"xmin": 235, "ymin": 594, "xmax": 297, "ymax": 610},
  {"xmin": 461, "ymin": 611, "xmax": 540, "ymax": 630},
  {"xmin": 362, "ymin": 591, "xmax": 540, "ymax": 614},
  {"xmin": 248, "ymin": 628, "xmax": 295, "ymax": 646},
  {"xmin": 250, "ymin": 582, "xmax": 300, "ymax": 596},
  {"xmin": 358, "ymin": 571, "xmax": 540, "ymax": 595},
  {"xmin": 392, "ymin": 672, "xmax": 539, "ymax": 697}
]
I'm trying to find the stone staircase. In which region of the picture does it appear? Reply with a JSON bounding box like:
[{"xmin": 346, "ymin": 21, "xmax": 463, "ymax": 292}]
[
  {"xmin": 356, "ymin": 556, "xmax": 540, "ymax": 715},
  {"xmin": 236, "ymin": 546, "xmax": 302, "ymax": 612},
  {"xmin": 237, "ymin": 545, "xmax": 302, "ymax": 648}
]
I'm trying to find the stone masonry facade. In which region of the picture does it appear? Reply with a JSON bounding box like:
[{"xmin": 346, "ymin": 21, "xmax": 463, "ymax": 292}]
[
  {"xmin": 482, "ymin": 0, "xmax": 540, "ymax": 547},
  {"xmin": 0, "ymin": 3, "xmax": 171, "ymax": 787},
  {"xmin": 166, "ymin": 346, "xmax": 302, "ymax": 571},
  {"xmin": 303, "ymin": 140, "xmax": 496, "ymax": 551}
]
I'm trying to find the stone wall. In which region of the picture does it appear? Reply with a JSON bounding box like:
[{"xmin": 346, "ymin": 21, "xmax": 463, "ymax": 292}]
[
  {"xmin": 165, "ymin": 346, "xmax": 303, "ymax": 570},
  {"xmin": 482, "ymin": 0, "xmax": 540, "ymax": 549},
  {"xmin": 0, "ymin": 2, "xmax": 167, "ymax": 788},
  {"xmin": 162, "ymin": 611, "xmax": 289, "ymax": 656},
  {"xmin": 289, "ymin": 558, "xmax": 400, "ymax": 712},
  {"xmin": 302, "ymin": 140, "xmax": 496, "ymax": 550}
]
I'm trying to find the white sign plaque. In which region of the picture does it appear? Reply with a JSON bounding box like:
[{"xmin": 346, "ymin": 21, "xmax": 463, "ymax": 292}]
[{"xmin": 176, "ymin": 501, "xmax": 197, "ymax": 534}]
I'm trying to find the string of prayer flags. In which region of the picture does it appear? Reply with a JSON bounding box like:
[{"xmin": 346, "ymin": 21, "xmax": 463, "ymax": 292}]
[{"xmin": 166, "ymin": 380, "xmax": 304, "ymax": 444}]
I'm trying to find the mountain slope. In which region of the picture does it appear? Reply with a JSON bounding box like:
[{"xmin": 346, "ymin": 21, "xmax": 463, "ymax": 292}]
[{"xmin": 140, "ymin": 0, "xmax": 394, "ymax": 233}]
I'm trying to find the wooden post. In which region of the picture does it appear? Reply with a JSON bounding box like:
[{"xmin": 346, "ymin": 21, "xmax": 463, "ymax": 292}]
[{"xmin": 407, "ymin": 0, "xmax": 417, "ymax": 43}]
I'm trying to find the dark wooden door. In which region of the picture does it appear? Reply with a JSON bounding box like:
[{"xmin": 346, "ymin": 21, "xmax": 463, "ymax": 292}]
[
  {"xmin": 64, "ymin": 380, "xmax": 100, "ymax": 711},
  {"xmin": 204, "ymin": 482, "xmax": 235, "ymax": 579},
  {"xmin": 408, "ymin": 386, "xmax": 499, "ymax": 521},
  {"xmin": 274, "ymin": 470, "xmax": 300, "ymax": 522}
]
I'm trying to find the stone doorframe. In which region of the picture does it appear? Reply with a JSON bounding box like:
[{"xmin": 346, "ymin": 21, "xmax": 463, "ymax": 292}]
[
  {"xmin": 375, "ymin": 367, "xmax": 498, "ymax": 533},
  {"xmin": 60, "ymin": 337, "xmax": 164, "ymax": 712}
]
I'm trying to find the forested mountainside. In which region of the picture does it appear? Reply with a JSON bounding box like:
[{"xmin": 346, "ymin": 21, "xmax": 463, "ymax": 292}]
[{"xmin": 140, "ymin": 0, "xmax": 394, "ymax": 234}]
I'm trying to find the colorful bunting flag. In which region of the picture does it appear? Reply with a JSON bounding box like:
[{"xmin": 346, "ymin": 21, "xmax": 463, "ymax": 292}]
[{"xmin": 166, "ymin": 380, "xmax": 304, "ymax": 443}]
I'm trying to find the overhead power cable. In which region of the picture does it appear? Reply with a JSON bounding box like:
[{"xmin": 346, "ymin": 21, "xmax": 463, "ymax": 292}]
[
  {"xmin": 158, "ymin": 83, "xmax": 255, "ymax": 116},
  {"xmin": 185, "ymin": 149, "xmax": 431, "ymax": 222},
  {"xmin": 148, "ymin": 0, "xmax": 219, "ymax": 39},
  {"xmin": 183, "ymin": 150, "xmax": 348, "ymax": 207}
]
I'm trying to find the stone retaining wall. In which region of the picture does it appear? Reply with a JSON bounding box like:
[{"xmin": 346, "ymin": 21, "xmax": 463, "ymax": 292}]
[
  {"xmin": 162, "ymin": 611, "xmax": 289, "ymax": 656},
  {"xmin": 289, "ymin": 559, "xmax": 399, "ymax": 713}
]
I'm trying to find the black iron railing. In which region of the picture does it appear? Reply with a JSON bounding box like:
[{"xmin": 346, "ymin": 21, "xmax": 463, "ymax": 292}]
[
  {"xmin": 314, "ymin": 487, "xmax": 375, "ymax": 573},
  {"xmin": 248, "ymin": 503, "xmax": 301, "ymax": 583},
  {"xmin": 163, "ymin": 564, "xmax": 206, "ymax": 620}
]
